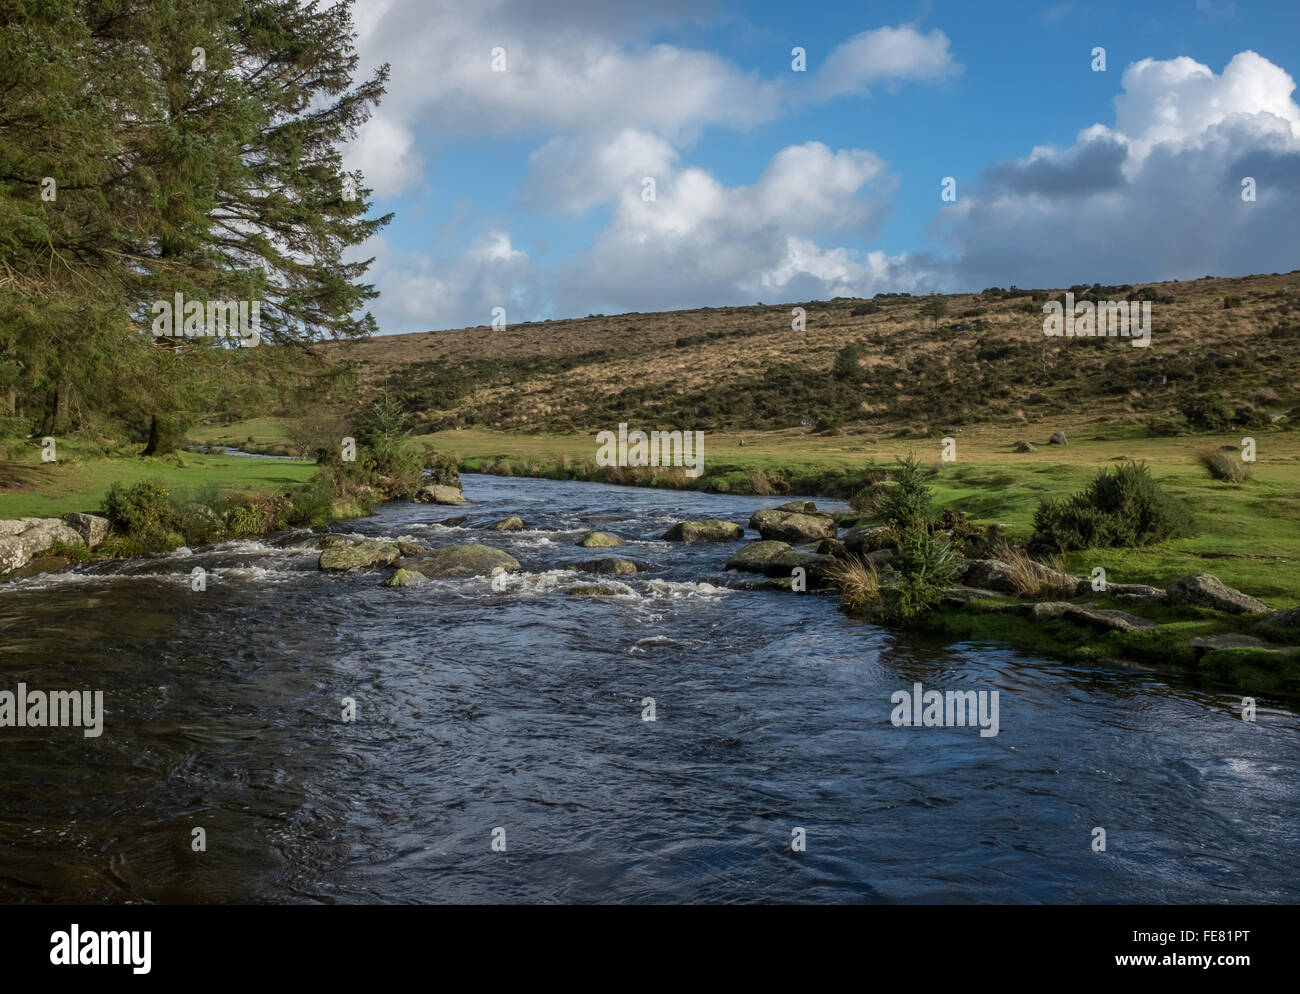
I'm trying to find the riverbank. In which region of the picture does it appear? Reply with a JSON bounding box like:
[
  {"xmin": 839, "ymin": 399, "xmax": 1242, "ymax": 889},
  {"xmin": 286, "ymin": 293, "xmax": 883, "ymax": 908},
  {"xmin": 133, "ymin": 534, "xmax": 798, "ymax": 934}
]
[{"xmin": 189, "ymin": 417, "xmax": 1300, "ymax": 604}]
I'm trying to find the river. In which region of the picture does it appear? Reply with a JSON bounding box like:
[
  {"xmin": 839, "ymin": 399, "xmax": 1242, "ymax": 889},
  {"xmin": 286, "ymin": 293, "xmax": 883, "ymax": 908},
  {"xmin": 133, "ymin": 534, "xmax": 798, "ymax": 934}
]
[{"xmin": 1, "ymin": 474, "xmax": 1296, "ymax": 903}]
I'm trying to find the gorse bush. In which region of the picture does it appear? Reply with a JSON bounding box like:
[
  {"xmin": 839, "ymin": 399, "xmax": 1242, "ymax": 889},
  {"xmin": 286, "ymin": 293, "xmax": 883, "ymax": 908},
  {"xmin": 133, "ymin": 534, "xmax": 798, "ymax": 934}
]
[
  {"xmin": 104, "ymin": 480, "xmax": 178, "ymax": 550},
  {"xmin": 1031, "ymin": 462, "xmax": 1196, "ymax": 551}
]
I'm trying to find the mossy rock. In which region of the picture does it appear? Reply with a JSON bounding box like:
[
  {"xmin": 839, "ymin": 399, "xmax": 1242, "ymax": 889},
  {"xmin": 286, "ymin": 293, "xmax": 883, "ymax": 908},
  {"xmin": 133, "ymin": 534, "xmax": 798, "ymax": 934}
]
[
  {"xmin": 490, "ymin": 516, "xmax": 526, "ymax": 531},
  {"xmin": 319, "ymin": 540, "xmax": 401, "ymax": 571},
  {"xmin": 577, "ymin": 531, "xmax": 623, "ymax": 548},
  {"xmin": 569, "ymin": 558, "xmax": 642, "ymax": 575},
  {"xmin": 403, "ymin": 543, "xmax": 521, "ymax": 578},
  {"xmin": 381, "ymin": 568, "xmax": 426, "ymax": 588},
  {"xmin": 661, "ymin": 518, "xmax": 744, "ymax": 542}
]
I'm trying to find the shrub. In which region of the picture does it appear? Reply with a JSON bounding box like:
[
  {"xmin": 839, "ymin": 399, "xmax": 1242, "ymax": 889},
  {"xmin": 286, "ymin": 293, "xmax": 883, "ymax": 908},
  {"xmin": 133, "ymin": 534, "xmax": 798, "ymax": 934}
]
[
  {"xmin": 832, "ymin": 343, "xmax": 862, "ymax": 381},
  {"xmin": 1196, "ymin": 447, "xmax": 1251, "ymax": 483},
  {"xmin": 877, "ymin": 454, "xmax": 933, "ymax": 530},
  {"xmin": 1031, "ymin": 462, "xmax": 1196, "ymax": 551},
  {"xmin": 287, "ymin": 471, "xmax": 336, "ymax": 526},
  {"xmin": 880, "ymin": 529, "xmax": 962, "ymax": 623},
  {"xmin": 104, "ymin": 479, "xmax": 178, "ymax": 550},
  {"xmin": 1180, "ymin": 395, "xmax": 1234, "ymax": 431},
  {"xmin": 1223, "ymin": 295, "xmax": 1243, "ymax": 309}
]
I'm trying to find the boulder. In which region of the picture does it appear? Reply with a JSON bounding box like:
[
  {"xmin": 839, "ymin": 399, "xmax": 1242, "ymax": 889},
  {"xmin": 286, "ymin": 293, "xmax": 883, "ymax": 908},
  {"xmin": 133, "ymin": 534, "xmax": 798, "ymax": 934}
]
[
  {"xmin": 1167, "ymin": 573, "xmax": 1269, "ymax": 614},
  {"xmin": 774, "ymin": 500, "xmax": 818, "ymax": 513},
  {"xmin": 1014, "ymin": 441, "xmax": 1035, "ymax": 453},
  {"xmin": 414, "ymin": 484, "xmax": 466, "ymax": 505},
  {"xmin": 61, "ymin": 512, "xmax": 110, "ymax": 548},
  {"xmin": 403, "ymin": 543, "xmax": 521, "ymax": 579},
  {"xmin": 661, "ymin": 518, "xmax": 744, "ymax": 542},
  {"xmin": 725, "ymin": 540, "xmax": 836, "ymax": 584},
  {"xmin": 816, "ymin": 538, "xmax": 847, "ymax": 558},
  {"xmin": 1189, "ymin": 633, "xmax": 1280, "ymax": 651},
  {"xmin": 1261, "ymin": 606, "xmax": 1300, "ymax": 628},
  {"xmin": 576, "ymin": 531, "xmax": 623, "ymax": 548},
  {"xmin": 748, "ymin": 509, "xmax": 836, "ymax": 543},
  {"xmin": 843, "ymin": 524, "xmax": 891, "ymax": 554},
  {"xmin": 568, "ymin": 558, "xmax": 642, "ymax": 575},
  {"xmin": 961, "ymin": 558, "xmax": 1021, "ymax": 594},
  {"xmin": 1049, "ymin": 431, "xmax": 1068, "ymax": 445},
  {"xmin": 1108, "ymin": 583, "xmax": 1167, "ymax": 604},
  {"xmin": 439, "ymin": 516, "xmax": 468, "ymax": 527},
  {"xmin": 1030, "ymin": 601, "xmax": 1157, "ymax": 633},
  {"xmin": 319, "ymin": 540, "xmax": 401, "ymax": 571},
  {"xmin": 568, "ymin": 585, "xmax": 626, "ymax": 597},
  {"xmin": 396, "ymin": 540, "xmax": 426, "ymax": 557},
  {"xmin": 381, "ymin": 568, "xmax": 426, "ymax": 588},
  {"xmin": 319, "ymin": 534, "xmax": 347, "ymax": 549},
  {"xmin": 0, "ymin": 518, "xmax": 86, "ymax": 575},
  {"xmin": 490, "ymin": 516, "xmax": 526, "ymax": 532}
]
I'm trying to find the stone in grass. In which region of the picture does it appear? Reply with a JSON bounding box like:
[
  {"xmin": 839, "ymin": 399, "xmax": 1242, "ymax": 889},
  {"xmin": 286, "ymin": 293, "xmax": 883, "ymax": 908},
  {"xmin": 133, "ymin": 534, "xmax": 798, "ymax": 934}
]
[
  {"xmin": 661, "ymin": 519, "xmax": 743, "ymax": 542},
  {"xmin": 576, "ymin": 531, "xmax": 623, "ymax": 548},
  {"xmin": 1167, "ymin": 573, "xmax": 1269, "ymax": 615},
  {"xmin": 381, "ymin": 568, "xmax": 426, "ymax": 588},
  {"xmin": 1049, "ymin": 431, "xmax": 1068, "ymax": 445},
  {"xmin": 1014, "ymin": 441, "xmax": 1036, "ymax": 453}
]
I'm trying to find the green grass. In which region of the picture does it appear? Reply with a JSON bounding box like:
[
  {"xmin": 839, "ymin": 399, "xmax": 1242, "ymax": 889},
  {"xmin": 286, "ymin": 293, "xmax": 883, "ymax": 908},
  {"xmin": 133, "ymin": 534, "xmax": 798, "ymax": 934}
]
[{"xmin": 0, "ymin": 442, "xmax": 317, "ymax": 519}]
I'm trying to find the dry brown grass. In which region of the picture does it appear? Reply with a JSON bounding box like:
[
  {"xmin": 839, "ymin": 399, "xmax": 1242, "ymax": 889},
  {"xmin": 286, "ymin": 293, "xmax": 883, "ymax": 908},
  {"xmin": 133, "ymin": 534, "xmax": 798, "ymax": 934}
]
[
  {"xmin": 826, "ymin": 555, "xmax": 882, "ymax": 611},
  {"xmin": 991, "ymin": 540, "xmax": 1078, "ymax": 597},
  {"xmin": 1196, "ymin": 447, "xmax": 1252, "ymax": 483}
]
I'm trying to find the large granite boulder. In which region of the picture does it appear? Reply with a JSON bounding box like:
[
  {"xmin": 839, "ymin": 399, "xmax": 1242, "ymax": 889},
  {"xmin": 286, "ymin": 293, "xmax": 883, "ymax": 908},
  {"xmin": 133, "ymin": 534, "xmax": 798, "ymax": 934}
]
[
  {"xmin": 1167, "ymin": 573, "xmax": 1269, "ymax": 614},
  {"xmin": 62, "ymin": 512, "xmax": 110, "ymax": 548},
  {"xmin": 414, "ymin": 484, "xmax": 466, "ymax": 505},
  {"xmin": 661, "ymin": 518, "xmax": 744, "ymax": 542},
  {"xmin": 403, "ymin": 543, "xmax": 521, "ymax": 579},
  {"xmin": 0, "ymin": 518, "xmax": 86, "ymax": 574},
  {"xmin": 319, "ymin": 540, "xmax": 401, "ymax": 571},
  {"xmin": 748, "ymin": 509, "xmax": 836, "ymax": 543}
]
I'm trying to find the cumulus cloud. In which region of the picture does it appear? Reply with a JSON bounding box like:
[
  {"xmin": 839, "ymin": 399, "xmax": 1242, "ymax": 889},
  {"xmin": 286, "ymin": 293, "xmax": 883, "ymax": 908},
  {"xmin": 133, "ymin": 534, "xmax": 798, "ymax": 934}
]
[
  {"xmin": 551, "ymin": 140, "xmax": 922, "ymax": 314},
  {"xmin": 348, "ymin": 1, "xmax": 959, "ymax": 195},
  {"xmin": 938, "ymin": 51, "xmax": 1300, "ymax": 289}
]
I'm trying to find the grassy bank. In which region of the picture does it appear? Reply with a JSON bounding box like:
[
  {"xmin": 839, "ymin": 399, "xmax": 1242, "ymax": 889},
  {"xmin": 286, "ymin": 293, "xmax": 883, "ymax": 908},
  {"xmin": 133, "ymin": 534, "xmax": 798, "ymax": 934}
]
[
  {"xmin": 0, "ymin": 441, "xmax": 318, "ymax": 519},
  {"xmin": 185, "ymin": 415, "xmax": 1300, "ymax": 604}
]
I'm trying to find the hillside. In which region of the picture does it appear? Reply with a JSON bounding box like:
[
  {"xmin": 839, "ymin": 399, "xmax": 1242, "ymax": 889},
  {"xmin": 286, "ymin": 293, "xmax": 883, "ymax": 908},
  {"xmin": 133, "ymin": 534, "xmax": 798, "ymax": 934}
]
[{"xmin": 330, "ymin": 272, "xmax": 1300, "ymax": 437}]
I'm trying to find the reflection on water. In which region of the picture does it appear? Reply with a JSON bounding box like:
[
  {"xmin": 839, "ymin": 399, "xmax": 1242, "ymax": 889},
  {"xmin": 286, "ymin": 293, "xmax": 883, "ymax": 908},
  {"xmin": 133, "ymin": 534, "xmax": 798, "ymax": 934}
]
[{"xmin": 1, "ymin": 475, "xmax": 1297, "ymax": 903}]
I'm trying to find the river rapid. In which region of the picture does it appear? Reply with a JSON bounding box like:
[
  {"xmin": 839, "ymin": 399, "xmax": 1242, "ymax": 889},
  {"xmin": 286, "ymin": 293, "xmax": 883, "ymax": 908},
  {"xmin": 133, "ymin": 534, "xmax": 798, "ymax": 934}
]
[{"xmin": 1, "ymin": 474, "xmax": 1297, "ymax": 903}]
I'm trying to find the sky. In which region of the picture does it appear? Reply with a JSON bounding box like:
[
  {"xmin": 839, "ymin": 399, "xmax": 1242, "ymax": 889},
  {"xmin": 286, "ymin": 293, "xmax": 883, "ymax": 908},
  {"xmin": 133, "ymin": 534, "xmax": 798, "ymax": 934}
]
[{"xmin": 341, "ymin": 0, "xmax": 1300, "ymax": 334}]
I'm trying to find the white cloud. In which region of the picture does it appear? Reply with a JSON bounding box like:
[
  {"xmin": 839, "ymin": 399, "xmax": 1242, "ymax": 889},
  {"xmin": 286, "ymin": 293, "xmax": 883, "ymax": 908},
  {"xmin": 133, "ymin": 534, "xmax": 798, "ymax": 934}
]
[
  {"xmin": 937, "ymin": 51, "xmax": 1300, "ymax": 288},
  {"xmin": 814, "ymin": 26, "xmax": 961, "ymax": 100}
]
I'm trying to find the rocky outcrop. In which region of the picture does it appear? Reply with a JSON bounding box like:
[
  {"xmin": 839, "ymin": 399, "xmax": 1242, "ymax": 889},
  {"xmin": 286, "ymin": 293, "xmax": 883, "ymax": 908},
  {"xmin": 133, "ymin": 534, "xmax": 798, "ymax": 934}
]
[
  {"xmin": 748, "ymin": 509, "xmax": 836, "ymax": 543},
  {"xmin": 490, "ymin": 516, "xmax": 525, "ymax": 531},
  {"xmin": 661, "ymin": 518, "xmax": 744, "ymax": 542},
  {"xmin": 774, "ymin": 500, "xmax": 818, "ymax": 513},
  {"xmin": 1261, "ymin": 606, "xmax": 1300, "ymax": 628},
  {"xmin": 576, "ymin": 531, "xmax": 623, "ymax": 548},
  {"xmin": 414, "ymin": 484, "xmax": 466, "ymax": 505},
  {"xmin": 319, "ymin": 540, "xmax": 401, "ymax": 571},
  {"xmin": 403, "ymin": 543, "xmax": 521, "ymax": 578},
  {"xmin": 1167, "ymin": 573, "xmax": 1269, "ymax": 614},
  {"xmin": 1189, "ymin": 633, "xmax": 1280, "ymax": 651},
  {"xmin": 1030, "ymin": 601, "xmax": 1157, "ymax": 633},
  {"xmin": 62, "ymin": 513, "xmax": 110, "ymax": 548},
  {"xmin": 0, "ymin": 518, "xmax": 86, "ymax": 575},
  {"xmin": 961, "ymin": 558, "xmax": 1021, "ymax": 594},
  {"xmin": 568, "ymin": 558, "xmax": 642, "ymax": 575}
]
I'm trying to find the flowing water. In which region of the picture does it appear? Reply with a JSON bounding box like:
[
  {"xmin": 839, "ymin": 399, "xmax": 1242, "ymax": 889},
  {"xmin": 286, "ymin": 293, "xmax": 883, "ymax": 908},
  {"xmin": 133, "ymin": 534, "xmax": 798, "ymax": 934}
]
[{"xmin": 1, "ymin": 474, "xmax": 1297, "ymax": 903}]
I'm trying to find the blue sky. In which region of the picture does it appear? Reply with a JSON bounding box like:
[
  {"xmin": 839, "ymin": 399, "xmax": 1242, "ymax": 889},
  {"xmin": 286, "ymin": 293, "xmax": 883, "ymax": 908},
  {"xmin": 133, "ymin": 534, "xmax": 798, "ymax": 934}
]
[{"xmin": 345, "ymin": 0, "xmax": 1300, "ymax": 333}]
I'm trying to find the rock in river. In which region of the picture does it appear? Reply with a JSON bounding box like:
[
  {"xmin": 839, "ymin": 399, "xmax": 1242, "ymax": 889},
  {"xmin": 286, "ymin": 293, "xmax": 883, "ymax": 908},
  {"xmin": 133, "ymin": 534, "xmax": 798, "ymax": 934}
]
[
  {"xmin": 403, "ymin": 543, "xmax": 521, "ymax": 579},
  {"xmin": 319, "ymin": 540, "xmax": 401, "ymax": 571},
  {"xmin": 661, "ymin": 518, "xmax": 744, "ymax": 542}
]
